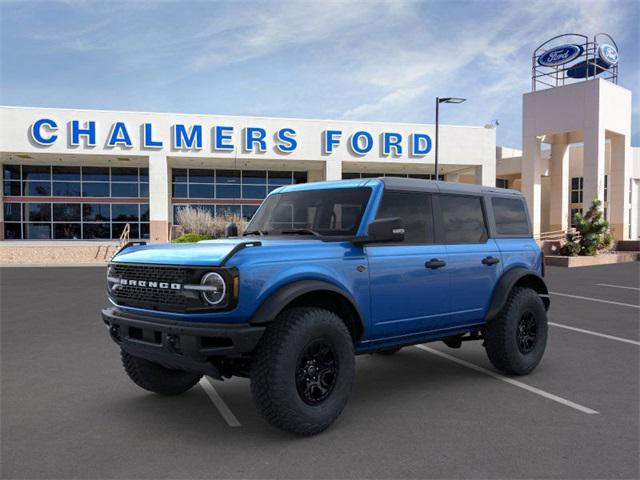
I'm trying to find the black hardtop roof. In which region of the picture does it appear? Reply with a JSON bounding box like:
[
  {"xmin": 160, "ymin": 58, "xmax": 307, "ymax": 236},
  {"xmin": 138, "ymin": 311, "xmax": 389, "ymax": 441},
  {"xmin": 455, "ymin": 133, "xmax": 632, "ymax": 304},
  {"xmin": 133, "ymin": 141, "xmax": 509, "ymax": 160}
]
[{"xmin": 379, "ymin": 177, "xmax": 523, "ymax": 197}]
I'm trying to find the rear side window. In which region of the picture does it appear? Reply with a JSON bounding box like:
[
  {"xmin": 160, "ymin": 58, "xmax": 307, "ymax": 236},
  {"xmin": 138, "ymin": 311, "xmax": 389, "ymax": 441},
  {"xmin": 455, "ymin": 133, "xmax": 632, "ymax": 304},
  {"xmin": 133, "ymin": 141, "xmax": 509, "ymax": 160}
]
[
  {"xmin": 492, "ymin": 197, "xmax": 530, "ymax": 235},
  {"xmin": 440, "ymin": 195, "xmax": 487, "ymax": 244},
  {"xmin": 375, "ymin": 191, "xmax": 434, "ymax": 243}
]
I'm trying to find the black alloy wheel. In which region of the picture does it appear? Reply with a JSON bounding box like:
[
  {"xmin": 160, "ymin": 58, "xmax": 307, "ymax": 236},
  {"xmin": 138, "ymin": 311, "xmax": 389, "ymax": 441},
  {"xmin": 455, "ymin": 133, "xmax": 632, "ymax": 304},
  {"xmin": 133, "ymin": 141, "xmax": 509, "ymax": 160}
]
[
  {"xmin": 295, "ymin": 339, "xmax": 339, "ymax": 405},
  {"xmin": 516, "ymin": 311, "xmax": 538, "ymax": 354}
]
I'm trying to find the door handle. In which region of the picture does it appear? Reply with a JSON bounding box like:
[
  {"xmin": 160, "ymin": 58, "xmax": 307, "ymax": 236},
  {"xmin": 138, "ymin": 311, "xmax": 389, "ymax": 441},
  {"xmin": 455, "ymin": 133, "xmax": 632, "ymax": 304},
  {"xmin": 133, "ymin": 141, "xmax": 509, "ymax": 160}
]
[
  {"xmin": 425, "ymin": 259, "xmax": 446, "ymax": 269},
  {"xmin": 482, "ymin": 256, "xmax": 500, "ymax": 266}
]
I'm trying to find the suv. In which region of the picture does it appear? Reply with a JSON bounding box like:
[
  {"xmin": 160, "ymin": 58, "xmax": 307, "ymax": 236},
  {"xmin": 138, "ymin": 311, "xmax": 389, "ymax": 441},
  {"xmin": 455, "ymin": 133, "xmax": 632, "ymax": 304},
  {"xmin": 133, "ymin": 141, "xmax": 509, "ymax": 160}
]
[{"xmin": 103, "ymin": 178, "xmax": 549, "ymax": 435}]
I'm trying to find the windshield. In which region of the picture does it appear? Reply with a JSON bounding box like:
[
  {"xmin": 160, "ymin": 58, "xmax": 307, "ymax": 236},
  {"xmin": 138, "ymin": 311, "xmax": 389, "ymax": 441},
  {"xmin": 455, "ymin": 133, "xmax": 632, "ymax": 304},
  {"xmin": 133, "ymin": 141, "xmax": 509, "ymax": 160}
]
[{"xmin": 245, "ymin": 187, "xmax": 372, "ymax": 237}]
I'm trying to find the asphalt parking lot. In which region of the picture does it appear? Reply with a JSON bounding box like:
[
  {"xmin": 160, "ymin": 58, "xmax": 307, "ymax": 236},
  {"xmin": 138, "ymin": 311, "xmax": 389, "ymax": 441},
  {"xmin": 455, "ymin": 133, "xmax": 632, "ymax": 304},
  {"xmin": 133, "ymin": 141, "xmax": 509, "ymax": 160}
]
[{"xmin": 1, "ymin": 263, "xmax": 638, "ymax": 479}]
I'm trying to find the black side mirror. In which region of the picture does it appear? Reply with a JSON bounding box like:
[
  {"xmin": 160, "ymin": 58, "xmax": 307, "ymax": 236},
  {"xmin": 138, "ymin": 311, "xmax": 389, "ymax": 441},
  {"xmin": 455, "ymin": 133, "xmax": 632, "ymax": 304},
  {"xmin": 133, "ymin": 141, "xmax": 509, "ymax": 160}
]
[
  {"xmin": 362, "ymin": 217, "xmax": 405, "ymax": 243},
  {"xmin": 224, "ymin": 222, "xmax": 238, "ymax": 238}
]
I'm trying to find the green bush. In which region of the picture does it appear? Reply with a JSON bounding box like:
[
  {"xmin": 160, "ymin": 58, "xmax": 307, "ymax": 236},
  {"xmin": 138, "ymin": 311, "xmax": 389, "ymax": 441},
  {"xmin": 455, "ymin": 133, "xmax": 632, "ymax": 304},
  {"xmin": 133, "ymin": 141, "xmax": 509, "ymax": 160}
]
[
  {"xmin": 172, "ymin": 233, "xmax": 214, "ymax": 243},
  {"xmin": 560, "ymin": 199, "xmax": 613, "ymax": 256}
]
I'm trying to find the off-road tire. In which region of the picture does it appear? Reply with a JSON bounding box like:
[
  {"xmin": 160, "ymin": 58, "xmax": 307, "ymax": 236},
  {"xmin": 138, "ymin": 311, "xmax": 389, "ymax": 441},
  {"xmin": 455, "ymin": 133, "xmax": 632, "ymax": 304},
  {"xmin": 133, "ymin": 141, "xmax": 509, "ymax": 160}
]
[
  {"xmin": 376, "ymin": 346, "xmax": 402, "ymax": 355},
  {"xmin": 484, "ymin": 287, "xmax": 548, "ymax": 376},
  {"xmin": 121, "ymin": 350, "xmax": 202, "ymax": 395},
  {"xmin": 250, "ymin": 307, "xmax": 355, "ymax": 436}
]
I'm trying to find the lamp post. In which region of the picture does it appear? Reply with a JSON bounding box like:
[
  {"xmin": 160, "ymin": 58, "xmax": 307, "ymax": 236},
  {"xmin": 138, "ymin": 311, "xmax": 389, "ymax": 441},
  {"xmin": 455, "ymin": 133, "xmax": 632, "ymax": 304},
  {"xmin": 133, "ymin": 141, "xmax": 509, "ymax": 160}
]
[{"xmin": 435, "ymin": 97, "xmax": 466, "ymax": 180}]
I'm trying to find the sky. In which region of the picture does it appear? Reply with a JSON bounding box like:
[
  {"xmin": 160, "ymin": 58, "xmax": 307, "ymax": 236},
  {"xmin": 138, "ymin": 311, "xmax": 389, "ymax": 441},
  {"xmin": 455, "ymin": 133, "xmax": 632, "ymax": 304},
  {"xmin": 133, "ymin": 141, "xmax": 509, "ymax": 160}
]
[{"xmin": 1, "ymin": 0, "xmax": 638, "ymax": 148}]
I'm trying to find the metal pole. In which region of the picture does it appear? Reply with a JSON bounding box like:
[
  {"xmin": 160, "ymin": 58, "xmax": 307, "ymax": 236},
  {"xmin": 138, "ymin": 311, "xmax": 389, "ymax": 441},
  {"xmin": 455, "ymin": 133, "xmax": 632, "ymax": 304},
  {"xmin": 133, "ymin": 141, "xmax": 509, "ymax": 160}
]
[{"xmin": 435, "ymin": 97, "xmax": 439, "ymax": 181}]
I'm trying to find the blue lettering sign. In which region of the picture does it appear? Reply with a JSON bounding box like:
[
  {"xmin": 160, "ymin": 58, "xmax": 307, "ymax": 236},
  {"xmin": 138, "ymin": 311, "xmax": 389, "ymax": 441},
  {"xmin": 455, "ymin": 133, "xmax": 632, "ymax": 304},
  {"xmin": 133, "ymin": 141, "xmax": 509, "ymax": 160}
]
[
  {"xmin": 107, "ymin": 122, "xmax": 133, "ymax": 147},
  {"xmin": 143, "ymin": 123, "xmax": 163, "ymax": 148},
  {"xmin": 71, "ymin": 120, "xmax": 96, "ymax": 147},
  {"xmin": 245, "ymin": 127, "xmax": 267, "ymax": 152},
  {"xmin": 214, "ymin": 126, "xmax": 234, "ymax": 151},
  {"xmin": 411, "ymin": 133, "xmax": 432, "ymax": 156},
  {"xmin": 275, "ymin": 128, "xmax": 297, "ymax": 153},
  {"xmin": 382, "ymin": 132, "xmax": 403, "ymax": 156},
  {"xmin": 30, "ymin": 118, "xmax": 58, "ymax": 145},
  {"xmin": 350, "ymin": 131, "xmax": 373, "ymax": 155},
  {"xmin": 173, "ymin": 124, "xmax": 203, "ymax": 149},
  {"xmin": 323, "ymin": 130, "xmax": 342, "ymax": 154}
]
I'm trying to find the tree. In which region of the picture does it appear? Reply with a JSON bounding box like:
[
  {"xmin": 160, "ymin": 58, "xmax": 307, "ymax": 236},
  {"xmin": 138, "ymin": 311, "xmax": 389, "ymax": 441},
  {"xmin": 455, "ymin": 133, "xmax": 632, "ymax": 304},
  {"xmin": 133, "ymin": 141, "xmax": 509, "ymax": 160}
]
[{"xmin": 560, "ymin": 199, "xmax": 614, "ymax": 256}]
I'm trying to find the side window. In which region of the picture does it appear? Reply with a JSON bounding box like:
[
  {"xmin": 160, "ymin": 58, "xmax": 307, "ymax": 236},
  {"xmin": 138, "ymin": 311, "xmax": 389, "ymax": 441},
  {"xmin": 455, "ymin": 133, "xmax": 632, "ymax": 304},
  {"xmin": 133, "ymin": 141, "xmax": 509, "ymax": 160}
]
[
  {"xmin": 440, "ymin": 195, "xmax": 487, "ymax": 244},
  {"xmin": 375, "ymin": 191, "xmax": 434, "ymax": 243},
  {"xmin": 492, "ymin": 197, "xmax": 530, "ymax": 235}
]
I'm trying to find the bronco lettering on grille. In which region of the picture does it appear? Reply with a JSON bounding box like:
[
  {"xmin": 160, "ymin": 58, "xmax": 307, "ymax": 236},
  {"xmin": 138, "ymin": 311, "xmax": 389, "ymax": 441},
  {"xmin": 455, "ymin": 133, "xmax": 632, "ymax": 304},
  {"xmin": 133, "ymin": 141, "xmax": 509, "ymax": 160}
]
[{"xmin": 119, "ymin": 279, "xmax": 182, "ymax": 290}]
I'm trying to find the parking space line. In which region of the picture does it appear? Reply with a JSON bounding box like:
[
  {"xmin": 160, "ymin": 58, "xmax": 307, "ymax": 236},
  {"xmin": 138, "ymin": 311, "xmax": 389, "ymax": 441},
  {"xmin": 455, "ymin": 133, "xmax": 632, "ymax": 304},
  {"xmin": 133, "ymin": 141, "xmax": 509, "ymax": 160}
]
[
  {"xmin": 414, "ymin": 345, "xmax": 599, "ymax": 415},
  {"xmin": 549, "ymin": 291, "xmax": 640, "ymax": 309},
  {"xmin": 596, "ymin": 283, "xmax": 640, "ymax": 291},
  {"xmin": 199, "ymin": 377, "xmax": 241, "ymax": 427},
  {"xmin": 549, "ymin": 322, "xmax": 640, "ymax": 346}
]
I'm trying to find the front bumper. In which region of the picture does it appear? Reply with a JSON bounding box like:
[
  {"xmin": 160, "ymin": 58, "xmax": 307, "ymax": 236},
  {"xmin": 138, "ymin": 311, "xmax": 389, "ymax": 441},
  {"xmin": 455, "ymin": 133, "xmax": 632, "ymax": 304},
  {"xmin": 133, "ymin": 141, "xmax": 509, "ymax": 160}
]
[{"xmin": 102, "ymin": 307, "xmax": 265, "ymax": 378}]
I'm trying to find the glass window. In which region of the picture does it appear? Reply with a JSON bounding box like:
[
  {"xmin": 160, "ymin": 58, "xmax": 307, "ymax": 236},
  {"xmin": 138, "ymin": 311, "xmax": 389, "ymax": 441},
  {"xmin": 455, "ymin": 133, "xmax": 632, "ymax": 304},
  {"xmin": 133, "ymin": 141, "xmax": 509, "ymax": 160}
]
[
  {"xmin": 112, "ymin": 223, "xmax": 138, "ymax": 240},
  {"xmin": 140, "ymin": 204, "xmax": 150, "ymax": 221},
  {"xmin": 172, "ymin": 183, "xmax": 188, "ymax": 198},
  {"xmin": 268, "ymin": 171, "xmax": 293, "ymax": 186},
  {"xmin": 83, "ymin": 223, "xmax": 110, "ymax": 239},
  {"xmin": 52, "ymin": 182, "xmax": 81, "ymax": 197},
  {"xmin": 111, "ymin": 183, "xmax": 139, "ymax": 197},
  {"xmin": 112, "ymin": 204, "xmax": 139, "ymax": 221},
  {"xmin": 293, "ymin": 172, "xmax": 308, "ymax": 184},
  {"xmin": 4, "ymin": 203, "xmax": 22, "ymax": 221},
  {"xmin": 4, "ymin": 181, "xmax": 21, "ymax": 196},
  {"xmin": 342, "ymin": 173, "xmax": 361, "ymax": 180},
  {"xmin": 570, "ymin": 208, "xmax": 582, "ymax": 228},
  {"xmin": 83, "ymin": 203, "xmax": 110, "ymax": 221},
  {"xmin": 25, "ymin": 181, "xmax": 51, "ymax": 196},
  {"xmin": 82, "ymin": 182, "xmax": 110, "ymax": 197},
  {"xmin": 24, "ymin": 223, "xmax": 51, "ymax": 239},
  {"xmin": 139, "ymin": 168, "xmax": 149, "ymax": 182},
  {"xmin": 496, "ymin": 179, "xmax": 509, "ymax": 189},
  {"xmin": 242, "ymin": 185, "xmax": 266, "ymax": 199},
  {"xmin": 172, "ymin": 169, "xmax": 188, "ymax": 182},
  {"xmin": 188, "ymin": 184, "xmax": 215, "ymax": 198},
  {"xmin": 3, "ymin": 164, "xmax": 21, "ymax": 181},
  {"xmin": 375, "ymin": 191, "xmax": 434, "ymax": 243},
  {"xmin": 216, "ymin": 170, "xmax": 240, "ymax": 184},
  {"xmin": 217, "ymin": 205, "xmax": 241, "ymax": 218},
  {"xmin": 111, "ymin": 167, "xmax": 138, "ymax": 182},
  {"xmin": 82, "ymin": 167, "xmax": 110, "ymax": 181},
  {"xmin": 140, "ymin": 183, "xmax": 149, "ymax": 197},
  {"xmin": 247, "ymin": 187, "xmax": 371, "ymax": 237},
  {"xmin": 189, "ymin": 169, "xmax": 215, "ymax": 183},
  {"xmin": 440, "ymin": 195, "xmax": 488, "ymax": 244},
  {"xmin": 24, "ymin": 203, "xmax": 51, "ymax": 222},
  {"xmin": 22, "ymin": 165, "xmax": 50, "ymax": 181},
  {"xmin": 140, "ymin": 223, "xmax": 150, "ymax": 239},
  {"xmin": 4, "ymin": 222, "xmax": 22, "ymax": 239},
  {"xmin": 54, "ymin": 223, "xmax": 81, "ymax": 239},
  {"xmin": 53, "ymin": 203, "xmax": 81, "ymax": 222},
  {"xmin": 52, "ymin": 166, "xmax": 80, "ymax": 181},
  {"xmin": 242, "ymin": 170, "xmax": 266, "ymax": 184},
  {"xmin": 216, "ymin": 184, "xmax": 241, "ymax": 199},
  {"xmin": 492, "ymin": 197, "xmax": 530, "ymax": 235}
]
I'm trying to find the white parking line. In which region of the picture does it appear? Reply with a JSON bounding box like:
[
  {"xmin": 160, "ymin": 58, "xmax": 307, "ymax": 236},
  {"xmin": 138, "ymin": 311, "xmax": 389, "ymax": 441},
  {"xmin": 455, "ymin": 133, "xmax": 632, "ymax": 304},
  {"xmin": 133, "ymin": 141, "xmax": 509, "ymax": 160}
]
[
  {"xmin": 549, "ymin": 291, "xmax": 640, "ymax": 309},
  {"xmin": 199, "ymin": 377, "xmax": 241, "ymax": 427},
  {"xmin": 549, "ymin": 322, "xmax": 640, "ymax": 346},
  {"xmin": 596, "ymin": 283, "xmax": 640, "ymax": 291},
  {"xmin": 414, "ymin": 345, "xmax": 599, "ymax": 415}
]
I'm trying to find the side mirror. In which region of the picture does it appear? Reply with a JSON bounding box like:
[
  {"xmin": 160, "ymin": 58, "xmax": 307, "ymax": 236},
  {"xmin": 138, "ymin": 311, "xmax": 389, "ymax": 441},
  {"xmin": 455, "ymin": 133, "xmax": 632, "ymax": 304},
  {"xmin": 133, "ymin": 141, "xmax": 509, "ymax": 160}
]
[
  {"xmin": 224, "ymin": 222, "xmax": 238, "ymax": 238},
  {"xmin": 362, "ymin": 217, "xmax": 405, "ymax": 243}
]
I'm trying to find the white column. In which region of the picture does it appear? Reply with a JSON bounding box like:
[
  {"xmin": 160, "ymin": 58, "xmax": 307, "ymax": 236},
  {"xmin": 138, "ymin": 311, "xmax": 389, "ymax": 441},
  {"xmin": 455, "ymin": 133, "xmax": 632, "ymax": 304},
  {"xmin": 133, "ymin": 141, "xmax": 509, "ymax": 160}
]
[
  {"xmin": 549, "ymin": 137, "xmax": 570, "ymax": 232},
  {"xmin": 582, "ymin": 126, "xmax": 606, "ymax": 211},
  {"xmin": 522, "ymin": 135, "xmax": 543, "ymax": 236},
  {"xmin": 324, "ymin": 159, "xmax": 342, "ymax": 181},
  {"xmin": 609, "ymin": 134, "xmax": 631, "ymax": 240},
  {"xmin": 474, "ymin": 164, "xmax": 495, "ymax": 187},
  {"xmin": 148, "ymin": 153, "xmax": 170, "ymax": 243}
]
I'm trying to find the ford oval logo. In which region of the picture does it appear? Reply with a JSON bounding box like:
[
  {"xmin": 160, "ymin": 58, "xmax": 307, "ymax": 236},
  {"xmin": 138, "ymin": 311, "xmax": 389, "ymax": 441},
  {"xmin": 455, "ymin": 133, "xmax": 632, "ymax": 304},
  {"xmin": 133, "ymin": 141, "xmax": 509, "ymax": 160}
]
[
  {"xmin": 538, "ymin": 44, "xmax": 583, "ymax": 67},
  {"xmin": 598, "ymin": 44, "xmax": 618, "ymax": 66}
]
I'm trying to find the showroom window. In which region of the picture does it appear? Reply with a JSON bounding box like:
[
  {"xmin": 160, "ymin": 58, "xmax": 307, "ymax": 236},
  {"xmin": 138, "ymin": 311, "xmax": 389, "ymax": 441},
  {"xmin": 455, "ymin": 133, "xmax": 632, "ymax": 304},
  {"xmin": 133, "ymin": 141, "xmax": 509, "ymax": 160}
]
[{"xmin": 342, "ymin": 172, "xmax": 444, "ymax": 181}]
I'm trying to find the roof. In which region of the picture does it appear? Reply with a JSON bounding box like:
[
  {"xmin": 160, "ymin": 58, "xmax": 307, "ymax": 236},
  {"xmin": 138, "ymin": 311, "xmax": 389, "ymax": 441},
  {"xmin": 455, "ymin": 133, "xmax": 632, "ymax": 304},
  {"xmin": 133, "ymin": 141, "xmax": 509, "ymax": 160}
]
[{"xmin": 380, "ymin": 177, "xmax": 523, "ymax": 197}]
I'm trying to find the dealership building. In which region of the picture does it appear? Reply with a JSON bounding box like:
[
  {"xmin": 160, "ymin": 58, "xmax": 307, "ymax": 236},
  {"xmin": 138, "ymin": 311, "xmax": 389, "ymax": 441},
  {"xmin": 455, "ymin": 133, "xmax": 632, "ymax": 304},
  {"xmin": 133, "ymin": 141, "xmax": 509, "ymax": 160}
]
[{"xmin": 0, "ymin": 34, "xmax": 638, "ymax": 243}]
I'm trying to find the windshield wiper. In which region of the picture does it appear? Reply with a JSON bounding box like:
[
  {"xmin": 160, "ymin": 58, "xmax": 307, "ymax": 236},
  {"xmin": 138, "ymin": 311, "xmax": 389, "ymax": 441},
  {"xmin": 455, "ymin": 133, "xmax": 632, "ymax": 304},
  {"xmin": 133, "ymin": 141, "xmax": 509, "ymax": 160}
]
[
  {"xmin": 243, "ymin": 229, "xmax": 268, "ymax": 236},
  {"xmin": 280, "ymin": 228, "xmax": 323, "ymax": 238}
]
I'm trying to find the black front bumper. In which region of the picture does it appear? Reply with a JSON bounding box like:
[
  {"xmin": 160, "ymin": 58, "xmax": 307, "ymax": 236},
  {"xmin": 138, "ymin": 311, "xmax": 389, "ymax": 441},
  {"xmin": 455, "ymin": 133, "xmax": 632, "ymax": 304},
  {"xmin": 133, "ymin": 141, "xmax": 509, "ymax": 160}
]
[{"xmin": 102, "ymin": 307, "xmax": 265, "ymax": 378}]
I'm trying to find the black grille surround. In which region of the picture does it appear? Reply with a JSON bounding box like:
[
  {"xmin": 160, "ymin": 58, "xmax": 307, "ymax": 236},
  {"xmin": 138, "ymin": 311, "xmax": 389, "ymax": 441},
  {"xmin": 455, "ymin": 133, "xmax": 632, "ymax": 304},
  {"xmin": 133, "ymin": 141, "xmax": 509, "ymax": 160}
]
[{"xmin": 108, "ymin": 262, "xmax": 238, "ymax": 313}]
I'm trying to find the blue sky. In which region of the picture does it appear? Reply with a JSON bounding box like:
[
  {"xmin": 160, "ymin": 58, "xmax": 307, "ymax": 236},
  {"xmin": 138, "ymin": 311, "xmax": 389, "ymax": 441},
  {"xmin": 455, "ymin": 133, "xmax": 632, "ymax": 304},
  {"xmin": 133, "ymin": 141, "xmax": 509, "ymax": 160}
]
[{"xmin": 1, "ymin": 0, "xmax": 638, "ymax": 148}]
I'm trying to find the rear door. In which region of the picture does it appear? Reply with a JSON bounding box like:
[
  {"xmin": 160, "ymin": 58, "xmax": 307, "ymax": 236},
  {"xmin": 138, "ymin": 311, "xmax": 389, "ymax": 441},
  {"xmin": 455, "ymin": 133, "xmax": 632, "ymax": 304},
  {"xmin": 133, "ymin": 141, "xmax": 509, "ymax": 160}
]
[
  {"xmin": 437, "ymin": 194, "xmax": 502, "ymax": 327},
  {"xmin": 366, "ymin": 191, "xmax": 451, "ymax": 339}
]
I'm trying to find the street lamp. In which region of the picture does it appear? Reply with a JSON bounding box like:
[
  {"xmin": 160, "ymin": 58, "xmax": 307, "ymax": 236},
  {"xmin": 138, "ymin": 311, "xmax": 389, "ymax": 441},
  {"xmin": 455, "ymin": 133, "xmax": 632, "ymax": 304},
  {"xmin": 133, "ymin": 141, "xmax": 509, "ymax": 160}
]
[{"xmin": 435, "ymin": 97, "xmax": 466, "ymax": 180}]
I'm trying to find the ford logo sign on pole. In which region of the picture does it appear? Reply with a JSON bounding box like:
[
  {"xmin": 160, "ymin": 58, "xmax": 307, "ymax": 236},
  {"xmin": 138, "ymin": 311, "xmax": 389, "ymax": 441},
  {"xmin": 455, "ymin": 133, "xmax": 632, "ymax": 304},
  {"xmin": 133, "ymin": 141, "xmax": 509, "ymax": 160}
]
[
  {"xmin": 598, "ymin": 44, "xmax": 619, "ymax": 67},
  {"xmin": 537, "ymin": 44, "xmax": 583, "ymax": 67}
]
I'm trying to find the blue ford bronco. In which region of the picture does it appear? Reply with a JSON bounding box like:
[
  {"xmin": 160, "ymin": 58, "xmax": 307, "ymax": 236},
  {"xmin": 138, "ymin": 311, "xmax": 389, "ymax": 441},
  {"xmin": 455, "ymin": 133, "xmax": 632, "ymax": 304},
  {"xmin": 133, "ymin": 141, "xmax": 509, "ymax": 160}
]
[{"xmin": 103, "ymin": 177, "xmax": 549, "ymax": 435}]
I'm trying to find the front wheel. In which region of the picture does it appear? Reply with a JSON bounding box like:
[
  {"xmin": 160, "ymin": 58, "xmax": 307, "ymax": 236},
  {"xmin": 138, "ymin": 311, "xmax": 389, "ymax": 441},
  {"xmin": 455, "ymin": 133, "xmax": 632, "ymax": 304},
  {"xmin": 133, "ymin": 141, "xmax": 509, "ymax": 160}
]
[
  {"xmin": 484, "ymin": 287, "xmax": 548, "ymax": 376},
  {"xmin": 250, "ymin": 307, "xmax": 355, "ymax": 436}
]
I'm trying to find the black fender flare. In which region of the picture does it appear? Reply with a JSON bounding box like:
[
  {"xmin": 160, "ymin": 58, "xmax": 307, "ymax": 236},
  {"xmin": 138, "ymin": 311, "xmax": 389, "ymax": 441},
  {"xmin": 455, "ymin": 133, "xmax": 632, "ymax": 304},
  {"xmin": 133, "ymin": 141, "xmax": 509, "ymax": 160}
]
[
  {"xmin": 250, "ymin": 280, "xmax": 365, "ymax": 338},
  {"xmin": 485, "ymin": 267, "xmax": 549, "ymax": 322}
]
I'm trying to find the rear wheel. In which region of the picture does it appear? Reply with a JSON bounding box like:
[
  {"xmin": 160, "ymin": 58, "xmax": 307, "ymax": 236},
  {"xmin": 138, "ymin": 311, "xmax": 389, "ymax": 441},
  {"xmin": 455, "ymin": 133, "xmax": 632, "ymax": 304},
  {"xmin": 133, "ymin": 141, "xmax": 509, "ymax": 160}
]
[
  {"xmin": 484, "ymin": 287, "xmax": 548, "ymax": 375},
  {"xmin": 250, "ymin": 307, "xmax": 355, "ymax": 436},
  {"xmin": 121, "ymin": 350, "xmax": 202, "ymax": 395}
]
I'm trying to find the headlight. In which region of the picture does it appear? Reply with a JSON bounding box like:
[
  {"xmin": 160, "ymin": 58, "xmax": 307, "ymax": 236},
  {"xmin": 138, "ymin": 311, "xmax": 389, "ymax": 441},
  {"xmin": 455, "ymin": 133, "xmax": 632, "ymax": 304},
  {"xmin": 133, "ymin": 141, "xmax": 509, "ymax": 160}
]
[{"xmin": 200, "ymin": 272, "xmax": 226, "ymax": 305}]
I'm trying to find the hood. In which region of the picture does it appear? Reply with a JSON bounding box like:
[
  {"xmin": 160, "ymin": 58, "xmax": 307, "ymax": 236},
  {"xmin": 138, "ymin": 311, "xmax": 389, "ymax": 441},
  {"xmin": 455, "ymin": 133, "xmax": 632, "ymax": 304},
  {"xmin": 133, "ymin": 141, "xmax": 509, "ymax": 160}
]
[{"xmin": 111, "ymin": 237, "xmax": 325, "ymax": 267}]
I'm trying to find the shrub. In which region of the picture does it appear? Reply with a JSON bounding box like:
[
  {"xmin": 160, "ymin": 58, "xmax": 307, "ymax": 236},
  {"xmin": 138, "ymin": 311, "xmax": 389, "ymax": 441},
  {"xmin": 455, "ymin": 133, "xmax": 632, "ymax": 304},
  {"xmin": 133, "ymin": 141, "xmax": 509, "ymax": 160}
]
[
  {"xmin": 175, "ymin": 206, "xmax": 249, "ymax": 239},
  {"xmin": 173, "ymin": 233, "xmax": 214, "ymax": 243},
  {"xmin": 560, "ymin": 199, "xmax": 614, "ymax": 256}
]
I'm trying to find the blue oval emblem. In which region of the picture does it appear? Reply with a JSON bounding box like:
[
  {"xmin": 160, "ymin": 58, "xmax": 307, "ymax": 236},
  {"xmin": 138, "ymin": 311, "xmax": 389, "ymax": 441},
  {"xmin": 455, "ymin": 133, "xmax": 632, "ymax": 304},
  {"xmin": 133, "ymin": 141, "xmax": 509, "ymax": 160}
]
[
  {"xmin": 538, "ymin": 44, "xmax": 583, "ymax": 67},
  {"xmin": 598, "ymin": 44, "xmax": 618, "ymax": 66}
]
